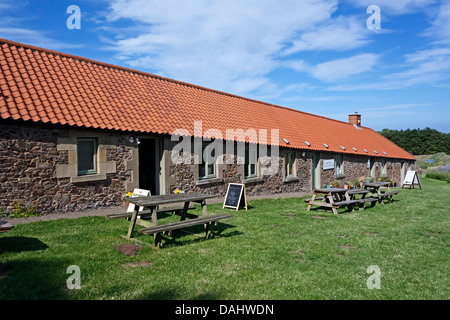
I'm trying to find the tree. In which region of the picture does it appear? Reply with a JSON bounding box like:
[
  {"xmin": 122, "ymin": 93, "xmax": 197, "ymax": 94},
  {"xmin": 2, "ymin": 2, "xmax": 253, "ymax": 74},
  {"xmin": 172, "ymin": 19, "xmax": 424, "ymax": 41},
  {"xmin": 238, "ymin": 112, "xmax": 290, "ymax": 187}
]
[{"xmin": 380, "ymin": 128, "xmax": 450, "ymax": 155}]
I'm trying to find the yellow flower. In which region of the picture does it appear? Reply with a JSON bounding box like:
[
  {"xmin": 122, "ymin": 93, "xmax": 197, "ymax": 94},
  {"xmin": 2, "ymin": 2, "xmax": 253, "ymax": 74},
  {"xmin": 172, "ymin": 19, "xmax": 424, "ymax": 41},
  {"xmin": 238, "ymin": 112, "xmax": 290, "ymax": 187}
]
[{"xmin": 174, "ymin": 189, "xmax": 180, "ymax": 194}]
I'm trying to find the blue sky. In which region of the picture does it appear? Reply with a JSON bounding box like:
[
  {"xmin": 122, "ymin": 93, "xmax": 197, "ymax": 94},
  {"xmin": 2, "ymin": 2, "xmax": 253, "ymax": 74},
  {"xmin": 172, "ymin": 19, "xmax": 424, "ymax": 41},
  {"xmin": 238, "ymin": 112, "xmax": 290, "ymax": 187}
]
[{"xmin": 1, "ymin": 0, "xmax": 449, "ymax": 132}]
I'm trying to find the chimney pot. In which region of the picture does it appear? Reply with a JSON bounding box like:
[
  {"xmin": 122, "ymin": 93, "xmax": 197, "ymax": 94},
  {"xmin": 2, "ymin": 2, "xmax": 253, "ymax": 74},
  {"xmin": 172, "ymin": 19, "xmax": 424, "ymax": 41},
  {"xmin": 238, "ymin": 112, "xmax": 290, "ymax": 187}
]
[{"xmin": 349, "ymin": 113, "xmax": 361, "ymax": 127}]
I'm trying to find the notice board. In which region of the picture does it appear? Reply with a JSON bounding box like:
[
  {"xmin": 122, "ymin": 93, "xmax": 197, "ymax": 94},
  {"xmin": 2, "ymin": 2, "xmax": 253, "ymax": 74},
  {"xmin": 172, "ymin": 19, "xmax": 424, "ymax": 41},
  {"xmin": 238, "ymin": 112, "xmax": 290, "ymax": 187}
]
[
  {"xmin": 402, "ymin": 171, "xmax": 422, "ymax": 190},
  {"xmin": 323, "ymin": 159, "xmax": 335, "ymax": 170},
  {"xmin": 223, "ymin": 183, "xmax": 248, "ymax": 211}
]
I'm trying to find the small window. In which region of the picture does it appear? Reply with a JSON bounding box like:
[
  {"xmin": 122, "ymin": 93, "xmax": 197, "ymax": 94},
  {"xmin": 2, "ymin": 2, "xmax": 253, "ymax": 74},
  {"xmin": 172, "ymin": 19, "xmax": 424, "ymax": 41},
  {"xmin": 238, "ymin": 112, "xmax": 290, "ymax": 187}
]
[
  {"xmin": 285, "ymin": 152, "xmax": 295, "ymax": 178},
  {"xmin": 77, "ymin": 138, "xmax": 98, "ymax": 176},
  {"xmin": 199, "ymin": 144, "xmax": 216, "ymax": 180},
  {"xmin": 336, "ymin": 155, "xmax": 344, "ymax": 176},
  {"xmin": 381, "ymin": 159, "xmax": 387, "ymax": 176},
  {"xmin": 245, "ymin": 148, "xmax": 258, "ymax": 178}
]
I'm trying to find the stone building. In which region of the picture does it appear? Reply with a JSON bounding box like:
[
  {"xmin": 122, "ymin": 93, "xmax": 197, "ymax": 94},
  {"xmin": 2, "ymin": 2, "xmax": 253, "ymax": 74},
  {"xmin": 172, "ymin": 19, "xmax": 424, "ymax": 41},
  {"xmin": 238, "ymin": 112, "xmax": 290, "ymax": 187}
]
[{"xmin": 0, "ymin": 38, "xmax": 416, "ymax": 215}]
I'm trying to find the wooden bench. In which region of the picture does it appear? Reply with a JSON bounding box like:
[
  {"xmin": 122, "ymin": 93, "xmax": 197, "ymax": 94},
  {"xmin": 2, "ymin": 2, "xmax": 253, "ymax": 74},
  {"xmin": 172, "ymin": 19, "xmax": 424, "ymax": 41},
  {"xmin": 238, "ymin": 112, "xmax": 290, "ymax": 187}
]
[
  {"xmin": 380, "ymin": 190, "xmax": 401, "ymax": 202},
  {"xmin": 357, "ymin": 197, "xmax": 378, "ymax": 210},
  {"xmin": 383, "ymin": 190, "xmax": 401, "ymax": 196},
  {"xmin": 139, "ymin": 214, "xmax": 233, "ymax": 248},
  {"xmin": 332, "ymin": 200, "xmax": 362, "ymax": 212},
  {"xmin": 106, "ymin": 206, "xmax": 196, "ymax": 220}
]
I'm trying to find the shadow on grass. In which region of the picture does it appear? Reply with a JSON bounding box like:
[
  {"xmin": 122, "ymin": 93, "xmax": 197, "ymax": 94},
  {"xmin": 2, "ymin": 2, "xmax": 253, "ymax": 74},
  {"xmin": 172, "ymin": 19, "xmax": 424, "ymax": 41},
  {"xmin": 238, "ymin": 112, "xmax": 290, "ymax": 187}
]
[
  {"xmin": 137, "ymin": 287, "xmax": 224, "ymax": 300},
  {"xmin": 0, "ymin": 237, "xmax": 72, "ymax": 299},
  {"xmin": 0, "ymin": 237, "xmax": 49, "ymax": 253},
  {"xmin": 132, "ymin": 222, "xmax": 243, "ymax": 248},
  {"xmin": 159, "ymin": 222, "xmax": 242, "ymax": 247},
  {"xmin": 0, "ymin": 258, "xmax": 72, "ymax": 299}
]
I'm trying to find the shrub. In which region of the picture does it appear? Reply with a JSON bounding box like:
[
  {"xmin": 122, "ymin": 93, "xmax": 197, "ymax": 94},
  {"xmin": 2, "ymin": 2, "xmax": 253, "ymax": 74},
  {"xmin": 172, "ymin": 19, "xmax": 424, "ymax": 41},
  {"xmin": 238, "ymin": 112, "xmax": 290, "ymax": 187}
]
[
  {"xmin": 425, "ymin": 171, "xmax": 450, "ymax": 183},
  {"xmin": 8, "ymin": 202, "xmax": 40, "ymax": 218}
]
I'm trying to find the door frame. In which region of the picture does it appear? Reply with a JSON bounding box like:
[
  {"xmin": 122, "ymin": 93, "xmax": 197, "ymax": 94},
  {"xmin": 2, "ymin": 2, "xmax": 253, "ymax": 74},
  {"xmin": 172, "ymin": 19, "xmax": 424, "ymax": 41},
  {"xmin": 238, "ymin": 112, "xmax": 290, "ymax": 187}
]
[{"xmin": 138, "ymin": 137, "xmax": 161, "ymax": 195}]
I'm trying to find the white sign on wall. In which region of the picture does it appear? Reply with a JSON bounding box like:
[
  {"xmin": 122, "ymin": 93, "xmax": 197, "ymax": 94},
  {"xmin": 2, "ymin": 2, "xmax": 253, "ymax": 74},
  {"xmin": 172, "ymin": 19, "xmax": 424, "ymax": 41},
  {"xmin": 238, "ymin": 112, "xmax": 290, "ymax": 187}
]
[{"xmin": 323, "ymin": 159, "xmax": 335, "ymax": 170}]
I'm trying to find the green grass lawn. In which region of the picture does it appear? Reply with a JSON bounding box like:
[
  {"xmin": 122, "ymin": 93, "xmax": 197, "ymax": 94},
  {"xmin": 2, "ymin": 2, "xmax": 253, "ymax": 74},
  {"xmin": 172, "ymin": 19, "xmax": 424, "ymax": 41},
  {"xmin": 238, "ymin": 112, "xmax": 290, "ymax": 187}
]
[{"xmin": 1, "ymin": 178, "xmax": 449, "ymax": 300}]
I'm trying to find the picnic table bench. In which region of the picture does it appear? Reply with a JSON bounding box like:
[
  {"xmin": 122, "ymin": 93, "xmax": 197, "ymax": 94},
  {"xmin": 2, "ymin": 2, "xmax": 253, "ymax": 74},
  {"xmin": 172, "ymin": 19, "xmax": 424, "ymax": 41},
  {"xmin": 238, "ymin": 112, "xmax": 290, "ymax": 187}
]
[
  {"xmin": 0, "ymin": 221, "xmax": 13, "ymax": 233},
  {"xmin": 364, "ymin": 182, "xmax": 401, "ymax": 204},
  {"xmin": 112, "ymin": 193, "xmax": 232, "ymax": 248},
  {"xmin": 305, "ymin": 188, "xmax": 378, "ymax": 215},
  {"xmin": 139, "ymin": 214, "xmax": 233, "ymax": 247}
]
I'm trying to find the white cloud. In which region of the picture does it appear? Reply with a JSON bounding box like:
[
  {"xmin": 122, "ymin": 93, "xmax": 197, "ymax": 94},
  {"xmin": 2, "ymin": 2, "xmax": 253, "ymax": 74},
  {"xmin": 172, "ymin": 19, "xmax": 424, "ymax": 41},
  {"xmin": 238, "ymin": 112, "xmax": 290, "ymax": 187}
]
[
  {"xmin": 312, "ymin": 54, "xmax": 380, "ymax": 82},
  {"xmin": 103, "ymin": 0, "xmax": 339, "ymax": 94},
  {"xmin": 424, "ymin": 2, "xmax": 450, "ymax": 44},
  {"xmin": 290, "ymin": 54, "xmax": 380, "ymax": 82},
  {"xmin": 282, "ymin": 16, "xmax": 371, "ymax": 54},
  {"xmin": 387, "ymin": 47, "xmax": 450, "ymax": 82},
  {"xmin": 329, "ymin": 47, "xmax": 450, "ymax": 90},
  {"xmin": 344, "ymin": 0, "xmax": 437, "ymax": 15},
  {"xmin": 0, "ymin": 28, "xmax": 83, "ymax": 50}
]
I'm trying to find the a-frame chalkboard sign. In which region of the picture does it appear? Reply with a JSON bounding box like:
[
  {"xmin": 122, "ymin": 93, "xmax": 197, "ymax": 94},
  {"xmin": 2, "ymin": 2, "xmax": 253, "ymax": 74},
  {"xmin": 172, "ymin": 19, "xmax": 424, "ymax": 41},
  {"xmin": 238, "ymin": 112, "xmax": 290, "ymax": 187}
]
[
  {"xmin": 402, "ymin": 171, "xmax": 422, "ymax": 190},
  {"xmin": 223, "ymin": 183, "xmax": 248, "ymax": 211}
]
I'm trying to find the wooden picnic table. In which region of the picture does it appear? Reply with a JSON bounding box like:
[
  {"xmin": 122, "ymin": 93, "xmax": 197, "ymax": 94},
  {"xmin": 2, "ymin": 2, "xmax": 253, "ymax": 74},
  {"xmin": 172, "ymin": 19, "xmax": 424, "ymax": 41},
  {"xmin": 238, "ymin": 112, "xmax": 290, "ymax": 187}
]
[
  {"xmin": 112, "ymin": 193, "xmax": 232, "ymax": 247},
  {"xmin": 364, "ymin": 182, "xmax": 401, "ymax": 204},
  {"xmin": 305, "ymin": 188, "xmax": 378, "ymax": 215}
]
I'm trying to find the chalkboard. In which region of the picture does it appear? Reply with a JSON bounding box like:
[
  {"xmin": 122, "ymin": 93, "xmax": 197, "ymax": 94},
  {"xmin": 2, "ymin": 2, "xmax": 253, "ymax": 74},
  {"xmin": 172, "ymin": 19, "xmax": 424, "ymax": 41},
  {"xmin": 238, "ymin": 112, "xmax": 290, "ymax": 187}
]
[
  {"xmin": 402, "ymin": 171, "xmax": 422, "ymax": 190},
  {"xmin": 223, "ymin": 183, "xmax": 248, "ymax": 211}
]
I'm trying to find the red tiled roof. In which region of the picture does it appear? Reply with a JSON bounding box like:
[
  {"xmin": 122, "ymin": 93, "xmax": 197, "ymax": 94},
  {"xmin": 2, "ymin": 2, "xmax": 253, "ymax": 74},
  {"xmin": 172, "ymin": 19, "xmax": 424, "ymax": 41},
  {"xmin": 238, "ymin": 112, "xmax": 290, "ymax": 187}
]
[{"xmin": 0, "ymin": 38, "xmax": 415, "ymax": 160}]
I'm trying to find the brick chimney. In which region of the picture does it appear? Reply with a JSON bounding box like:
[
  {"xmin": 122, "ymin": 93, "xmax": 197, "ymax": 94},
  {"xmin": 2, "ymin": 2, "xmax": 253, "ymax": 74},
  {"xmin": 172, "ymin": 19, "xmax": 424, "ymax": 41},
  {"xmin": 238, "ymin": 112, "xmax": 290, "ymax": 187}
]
[{"xmin": 349, "ymin": 113, "xmax": 361, "ymax": 127}]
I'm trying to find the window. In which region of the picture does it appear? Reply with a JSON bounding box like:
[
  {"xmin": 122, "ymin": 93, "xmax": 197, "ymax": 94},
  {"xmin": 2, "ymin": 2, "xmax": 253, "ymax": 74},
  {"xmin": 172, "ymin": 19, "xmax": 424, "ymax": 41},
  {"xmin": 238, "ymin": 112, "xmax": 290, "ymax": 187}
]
[
  {"xmin": 336, "ymin": 155, "xmax": 344, "ymax": 176},
  {"xmin": 199, "ymin": 144, "xmax": 216, "ymax": 179},
  {"xmin": 245, "ymin": 147, "xmax": 257, "ymax": 178},
  {"xmin": 381, "ymin": 159, "xmax": 387, "ymax": 176},
  {"xmin": 77, "ymin": 138, "xmax": 97, "ymax": 176},
  {"xmin": 285, "ymin": 152, "xmax": 295, "ymax": 178}
]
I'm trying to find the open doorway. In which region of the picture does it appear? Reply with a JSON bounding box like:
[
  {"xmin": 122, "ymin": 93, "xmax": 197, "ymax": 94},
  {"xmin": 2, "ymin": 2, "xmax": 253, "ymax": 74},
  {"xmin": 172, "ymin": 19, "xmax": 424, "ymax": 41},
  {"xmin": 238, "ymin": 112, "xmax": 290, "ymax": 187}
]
[{"xmin": 138, "ymin": 139, "xmax": 159, "ymax": 195}]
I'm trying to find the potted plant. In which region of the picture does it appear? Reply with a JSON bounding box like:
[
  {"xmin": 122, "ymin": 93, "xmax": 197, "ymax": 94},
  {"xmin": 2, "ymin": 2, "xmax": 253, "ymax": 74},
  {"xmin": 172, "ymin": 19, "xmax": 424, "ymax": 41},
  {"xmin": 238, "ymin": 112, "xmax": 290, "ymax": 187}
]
[
  {"xmin": 332, "ymin": 180, "xmax": 340, "ymax": 188},
  {"xmin": 358, "ymin": 176, "xmax": 366, "ymax": 188},
  {"xmin": 365, "ymin": 177, "xmax": 373, "ymax": 184}
]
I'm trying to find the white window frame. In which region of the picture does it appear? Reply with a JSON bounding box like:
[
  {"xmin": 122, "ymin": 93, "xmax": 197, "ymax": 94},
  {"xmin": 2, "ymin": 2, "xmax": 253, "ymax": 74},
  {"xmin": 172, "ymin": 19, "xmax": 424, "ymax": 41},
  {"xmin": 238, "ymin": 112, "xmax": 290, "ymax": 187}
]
[
  {"xmin": 199, "ymin": 144, "xmax": 217, "ymax": 180},
  {"xmin": 245, "ymin": 148, "xmax": 258, "ymax": 178},
  {"xmin": 336, "ymin": 154, "xmax": 344, "ymax": 176},
  {"xmin": 285, "ymin": 152, "xmax": 295, "ymax": 178},
  {"xmin": 381, "ymin": 159, "xmax": 387, "ymax": 176}
]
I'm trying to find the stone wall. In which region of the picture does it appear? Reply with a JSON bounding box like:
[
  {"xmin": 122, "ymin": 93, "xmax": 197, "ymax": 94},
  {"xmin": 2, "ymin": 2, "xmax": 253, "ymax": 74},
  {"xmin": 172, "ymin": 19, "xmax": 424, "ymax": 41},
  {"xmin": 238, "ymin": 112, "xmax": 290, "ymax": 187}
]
[
  {"xmin": 343, "ymin": 155, "xmax": 369, "ymax": 184},
  {"xmin": 320, "ymin": 153, "xmax": 337, "ymax": 188},
  {"xmin": 1, "ymin": 119, "xmax": 414, "ymax": 215},
  {"xmin": 167, "ymin": 146, "xmax": 312, "ymax": 197},
  {"xmin": 0, "ymin": 120, "xmax": 135, "ymax": 215},
  {"xmin": 166, "ymin": 143, "xmax": 410, "ymax": 196}
]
